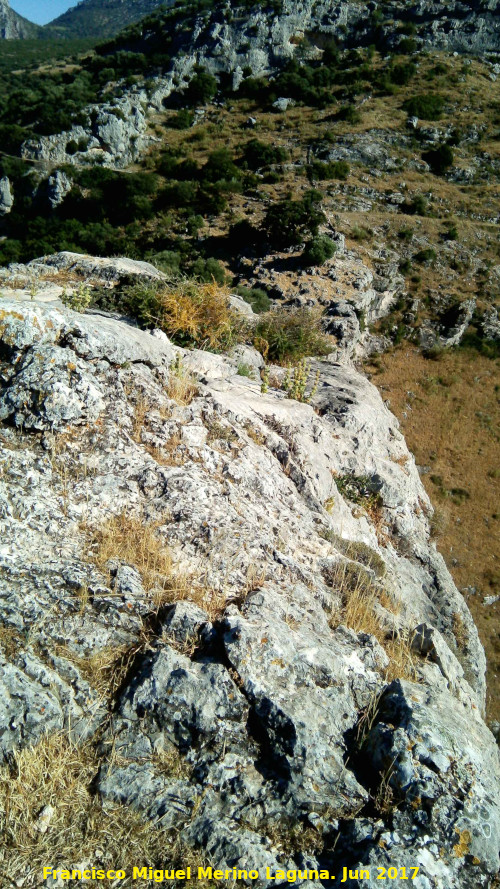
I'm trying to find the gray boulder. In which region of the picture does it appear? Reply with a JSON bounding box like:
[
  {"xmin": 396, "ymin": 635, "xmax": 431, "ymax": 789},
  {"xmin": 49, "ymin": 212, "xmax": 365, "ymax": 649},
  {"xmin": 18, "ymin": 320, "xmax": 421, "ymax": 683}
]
[
  {"xmin": 0, "ymin": 176, "xmax": 13, "ymax": 216},
  {"xmin": 46, "ymin": 170, "xmax": 73, "ymax": 209}
]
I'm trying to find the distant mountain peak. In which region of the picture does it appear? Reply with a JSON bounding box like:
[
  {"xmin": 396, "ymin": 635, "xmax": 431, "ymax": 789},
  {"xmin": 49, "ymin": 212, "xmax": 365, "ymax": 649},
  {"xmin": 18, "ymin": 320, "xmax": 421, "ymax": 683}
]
[{"xmin": 0, "ymin": 0, "xmax": 40, "ymax": 38}]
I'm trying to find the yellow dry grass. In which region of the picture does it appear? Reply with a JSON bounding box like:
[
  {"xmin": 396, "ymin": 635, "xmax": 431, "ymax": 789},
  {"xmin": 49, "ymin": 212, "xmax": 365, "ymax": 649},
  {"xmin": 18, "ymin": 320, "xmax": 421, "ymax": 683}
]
[
  {"xmin": 0, "ymin": 733, "xmax": 216, "ymax": 889},
  {"xmin": 367, "ymin": 345, "xmax": 500, "ymax": 718},
  {"xmin": 166, "ymin": 355, "xmax": 200, "ymax": 405},
  {"xmin": 86, "ymin": 513, "xmax": 224, "ymax": 619},
  {"xmin": 326, "ymin": 559, "xmax": 417, "ymax": 681},
  {"xmin": 157, "ymin": 280, "xmax": 243, "ymax": 352}
]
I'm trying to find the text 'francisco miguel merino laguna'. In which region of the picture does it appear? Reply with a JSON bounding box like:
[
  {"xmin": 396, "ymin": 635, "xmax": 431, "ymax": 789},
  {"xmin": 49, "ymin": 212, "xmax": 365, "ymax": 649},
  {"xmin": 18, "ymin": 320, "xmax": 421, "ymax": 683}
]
[{"xmin": 43, "ymin": 865, "xmax": 421, "ymax": 882}]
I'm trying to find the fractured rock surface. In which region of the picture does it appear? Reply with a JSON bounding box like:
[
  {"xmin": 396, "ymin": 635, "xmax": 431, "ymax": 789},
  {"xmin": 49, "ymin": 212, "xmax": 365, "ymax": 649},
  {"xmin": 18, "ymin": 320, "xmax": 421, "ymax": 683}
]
[{"xmin": 0, "ymin": 286, "xmax": 498, "ymax": 887}]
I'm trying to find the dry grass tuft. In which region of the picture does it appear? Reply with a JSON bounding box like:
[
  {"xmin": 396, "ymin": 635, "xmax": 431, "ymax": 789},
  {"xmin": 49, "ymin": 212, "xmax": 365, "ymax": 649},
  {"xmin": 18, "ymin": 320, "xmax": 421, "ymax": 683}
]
[
  {"xmin": 326, "ymin": 560, "xmax": 417, "ymax": 681},
  {"xmin": 146, "ymin": 433, "xmax": 188, "ymax": 467},
  {"xmin": 86, "ymin": 513, "xmax": 224, "ymax": 619},
  {"xmin": 452, "ymin": 611, "xmax": 469, "ymax": 650},
  {"xmin": 131, "ymin": 396, "xmax": 151, "ymax": 443},
  {"xmin": 156, "ymin": 280, "xmax": 244, "ymax": 352},
  {"xmin": 0, "ymin": 733, "xmax": 213, "ymax": 888},
  {"xmin": 167, "ymin": 354, "xmax": 200, "ymax": 405}
]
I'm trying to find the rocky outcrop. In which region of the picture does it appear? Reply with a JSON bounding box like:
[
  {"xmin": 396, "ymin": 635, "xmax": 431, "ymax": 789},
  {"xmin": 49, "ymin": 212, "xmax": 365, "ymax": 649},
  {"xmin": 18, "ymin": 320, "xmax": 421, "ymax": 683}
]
[
  {"xmin": 22, "ymin": 96, "xmax": 151, "ymax": 170},
  {"xmin": 0, "ymin": 264, "xmax": 498, "ymax": 885},
  {"xmin": 46, "ymin": 170, "xmax": 73, "ymax": 209},
  {"xmin": 0, "ymin": 177, "xmax": 13, "ymax": 216},
  {"xmin": 0, "ymin": 0, "xmax": 39, "ymax": 38},
  {"xmin": 20, "ymin": 0, "xmax": 500, "ymax": 170}
]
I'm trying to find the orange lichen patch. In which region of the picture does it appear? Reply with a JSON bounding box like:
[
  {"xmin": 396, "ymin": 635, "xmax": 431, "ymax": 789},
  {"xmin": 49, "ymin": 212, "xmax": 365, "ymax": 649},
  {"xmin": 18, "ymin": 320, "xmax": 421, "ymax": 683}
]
[{"xmin": 453, "ymin": 829, "xmax": 472, "ymax": 858}]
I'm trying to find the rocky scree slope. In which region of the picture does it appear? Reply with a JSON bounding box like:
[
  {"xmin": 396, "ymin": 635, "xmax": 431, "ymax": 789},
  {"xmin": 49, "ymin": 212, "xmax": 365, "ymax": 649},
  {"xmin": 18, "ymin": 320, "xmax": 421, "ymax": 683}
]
[
  {"xmin": 19, "ymin": 0, "xmax": 500, "ymax": 169},
  {"xmin": 0, "ymin": 261, "xmax": 499, "ymax": 887}
]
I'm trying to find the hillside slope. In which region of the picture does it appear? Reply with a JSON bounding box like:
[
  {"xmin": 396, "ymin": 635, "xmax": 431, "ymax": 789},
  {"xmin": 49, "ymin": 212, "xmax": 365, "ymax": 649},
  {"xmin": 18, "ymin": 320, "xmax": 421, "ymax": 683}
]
[{"xmin": 45, "ymin": 0, "xmax": 173, "ymax": 39}]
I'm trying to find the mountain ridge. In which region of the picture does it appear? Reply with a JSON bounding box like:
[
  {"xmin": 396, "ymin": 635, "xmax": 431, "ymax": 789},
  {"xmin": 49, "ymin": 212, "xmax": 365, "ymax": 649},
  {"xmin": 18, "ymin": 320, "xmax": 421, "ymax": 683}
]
[
  {"xmin": 0, "ymin": 0, "xmax": 40, "ymax": 38},
  {"xmin": 44, "ymin": 0, "xmax": 173, "ymax": 40}
]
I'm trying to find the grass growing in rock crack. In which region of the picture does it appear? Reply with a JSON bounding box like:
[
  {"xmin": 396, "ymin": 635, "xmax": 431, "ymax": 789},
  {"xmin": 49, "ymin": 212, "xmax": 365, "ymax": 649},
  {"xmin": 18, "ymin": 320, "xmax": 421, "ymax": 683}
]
[
  {"xmin": 325, "ymin": 559, "xmax": 417, "ymax": 681},
  {"xmin": 166, "ymin": 354, "xmax": 200, "ymax": 405},
  {"xmin": 319, "ymin": 530, "xmax": 386, "ymax": 577},
  {"xmin": 85, "ymin": 513, "xmax": 224, "ymax": 619},
  {"xmin": 0, "ymin": 732, "xmax": 214, "ymax": 889}
]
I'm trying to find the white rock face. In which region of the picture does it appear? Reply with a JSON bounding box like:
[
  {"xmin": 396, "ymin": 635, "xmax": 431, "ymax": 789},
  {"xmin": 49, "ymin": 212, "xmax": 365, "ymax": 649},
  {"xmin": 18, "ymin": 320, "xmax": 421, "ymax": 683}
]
[
  {"xmin": 0, "ymin": 284, "xmax": 498, "ymax": 887},
  {"xmin": 0, "ymin": 0, "xmax": 38, "ymax": 38},
  {"xmin": 0, "ymin": 176, "xmax": 13, "ymax": 216}
]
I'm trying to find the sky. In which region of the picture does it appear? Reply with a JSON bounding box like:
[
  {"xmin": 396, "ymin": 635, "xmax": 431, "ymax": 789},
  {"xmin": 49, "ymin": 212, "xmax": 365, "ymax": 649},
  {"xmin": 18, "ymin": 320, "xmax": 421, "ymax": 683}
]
[{"xmin": 10, "ymin": 0, "xmax": 76, "ymax": 25}]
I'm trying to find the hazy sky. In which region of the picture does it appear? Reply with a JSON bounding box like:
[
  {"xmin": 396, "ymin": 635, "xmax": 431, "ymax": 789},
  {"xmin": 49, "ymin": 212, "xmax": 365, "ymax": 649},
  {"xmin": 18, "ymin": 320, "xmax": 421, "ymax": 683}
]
[{"xmin": 10, "ymin": 0, "xmax": 76, "ymax": 25}]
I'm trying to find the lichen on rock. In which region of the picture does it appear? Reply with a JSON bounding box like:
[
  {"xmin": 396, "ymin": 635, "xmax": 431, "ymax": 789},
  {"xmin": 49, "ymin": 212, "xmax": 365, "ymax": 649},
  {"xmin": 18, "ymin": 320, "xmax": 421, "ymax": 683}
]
[{"xmin": 0, "ymin": 277, "xmax": 498, "ymax": 887}]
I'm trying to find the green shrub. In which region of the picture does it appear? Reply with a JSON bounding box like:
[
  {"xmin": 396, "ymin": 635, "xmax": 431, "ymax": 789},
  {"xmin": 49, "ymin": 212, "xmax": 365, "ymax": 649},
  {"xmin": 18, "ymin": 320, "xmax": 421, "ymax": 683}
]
[
  {"xmin": 459, "ymin": 331, "xmax": 500, "ymax": 360},
  {"xmin": 351, "ymin": 225, "xmax": 372, "ymax": 242},
  {"xmin": 443, "ymin": 224, "xmax": 458, "ymax": 241},
  {"xmin": 149, "ymin": 250, "xmax": 182, "ymax": 275},
  {"xmin": 190, "ymin": 257, "xmax": 226, "ymax": 284},
  {"xmin": 398, "ymin": 227, "xmax": 414, "ymax": 242},
  {"xmin": 403, "ymin": 93, "xmax": 445, "ymax": 120},
  {"xmin": 234, "ymin": 285, "xmax": 271, "ymax": 314},
  {"xmin": 303, "ymin": 234, "xmax": 337, "ymax": 266},
  {"xmin": 240, "ymin": 139, "xmax": 288, "ymax": 170},
  {"xmin": 169, "ymin": 109, "xmax": 195, "ymax": 129},
  {"xmin": 184, "ymin": 68, "xmax": 217, "ymax": 105},
  {"xmin": 389, "ymin": 62, "xmax": 417, "ymax": 86},
  {"xmin": 307, "ymin": 160, "xmax": 350, "ymax": 181},
  {"xmin": 253, "ymin": 308, "xmax": 332, "ymax": 363},
  {"xmin": 236, "ymin": 362, "xmax": 254, "ymax": 378},
  {"xmin": 335, "ymin": 473, "xmax": 383, "ymax": 513},
  {"xmin": 262, "ymin": 189, "xmax": 326, "ymax": 248},
  {"xmin": 414, "ymin": 247, "xmax": 436, "ymax": 264},
  {"xmin": 404, "ymin": 194, "xmax": 428, "ymax": 216},
  {"xmin": 336, "ymin": 104, "xmax": 362, "ymax": 124},
  {"xmin": 422, "ymin": 144, "xmax": 454, "ymax": 175},
  {"xmin": 202, "ymin": 148, "xmax": 241, "ymax": 184}
]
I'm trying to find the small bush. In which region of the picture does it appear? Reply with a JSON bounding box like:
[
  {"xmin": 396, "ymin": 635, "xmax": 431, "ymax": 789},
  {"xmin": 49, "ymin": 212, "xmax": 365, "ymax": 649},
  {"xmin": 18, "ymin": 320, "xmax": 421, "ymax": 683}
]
[
  {"xmin": 403, "ymin": 93, "xmax": 445, "ymax": 120},
  {"xmin": 150, "ymin": 250, "xmax": 182, "ymax": 275},
  {"xmin": 253, "ymin": 308, "xmax": 332, "ymax": 363},
  {"xmin": 190, "ymin": 256, "xmax": 226, "ymax": 285},
  {"xmin": 169, "ymin": 108, "xmax": 195, "ymax": 129},
  {"xmin": 351, "ymin": 225, "xmax": 372, "ymax": 242},
  {"xmin": 443, "ymin": 223, "xmax": 458, "ymax": 241},
  {"xmin": 307, "ymin": 160, "xmax": 350, "ymax": 181},
  {"xmin": 234, "ymin": 285, "xmax": 271, "ymax": 314},
  {"xmin": 404, "ymin": 194, "xmax": 428, "ymax": 216},
  {"xmin": 155, "ymin": 279, "xmax": 244, "ymax": 351},
  {"xmin": 336, "ymin": 104, "xmax": 362, "ymax": 124},
  {"xmin": 414, "ymin": 247, "xmax": 436, "ymax": 264},
  {"xmin": 262, "ymin": 190, "xmax": 326, "ymax": 248},
  {"xmin": 240, "ymin": 138, "xmax": 288, "ymax": 170},
  {"xmin": 184, "ymin": 68, "xmax": 217, "ymax": 105},
  {"xmin": 335, "ymin": 473, "xmax": 383, "ymax": 516},
  {"xmin": 237, "ymin": 362, "xmax": 254, "ymax": 378},
  {"xmin": 303, "ymin": 234, "xmax": 337, "ymax": 266},
  {"xmin": 422, "ymin": 143, "xmax": 454, "ymax": 175}
]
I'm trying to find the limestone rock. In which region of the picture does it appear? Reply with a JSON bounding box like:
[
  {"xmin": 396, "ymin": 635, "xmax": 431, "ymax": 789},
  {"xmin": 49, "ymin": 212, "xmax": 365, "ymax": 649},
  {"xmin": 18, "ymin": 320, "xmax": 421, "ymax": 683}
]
[
  {"xmin": 0, "ymin": 177, "xmax": 13, "ymax": 216},
  {"xmin": 0, "ymin": 289, "xmax": 498, "ymax": 886}
]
